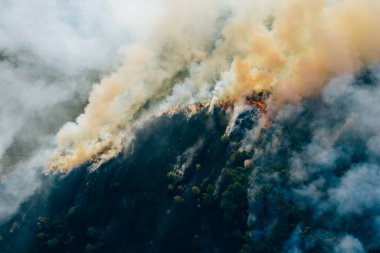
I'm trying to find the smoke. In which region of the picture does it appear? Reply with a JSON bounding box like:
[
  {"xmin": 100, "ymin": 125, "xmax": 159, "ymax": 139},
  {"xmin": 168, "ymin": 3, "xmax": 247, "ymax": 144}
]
[
  {"xmin": 171, "ymin": 139, "xmax": 204, "ymax": 179},
  {"xmin": 0, "ymin": 0, "xmax": 162, "ymax": 221},
  {"xmin": 50, "ymin": 0, "xmax": 380, "ymax": 172},
  {"xmin": 334, "ymin": 235, "xmax": 365, "ymax": 253},
  {"xmin": 0, "ymin": 150, "xmax": 49, "ymax": 221},
  {"xmin": 282, "ymin": 226, "xmax": 302, "ymax": 253},
  {"xmin": 246, "ymin": 67, "xmax": 380, "ymax": 251},
  {"xmin": 3, "ymin": 0, "xmax": 380, "ymax": 249}
]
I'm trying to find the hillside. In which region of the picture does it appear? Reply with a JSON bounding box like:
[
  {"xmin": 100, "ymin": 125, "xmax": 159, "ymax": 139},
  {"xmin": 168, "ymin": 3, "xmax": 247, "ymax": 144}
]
[
  {"xmin": 2, "ymin": 69, "xmax": 380, "ymax": 253},
  {"xmin": 0, "ymin": 106, "xmax": 259, "ymax": 253}
]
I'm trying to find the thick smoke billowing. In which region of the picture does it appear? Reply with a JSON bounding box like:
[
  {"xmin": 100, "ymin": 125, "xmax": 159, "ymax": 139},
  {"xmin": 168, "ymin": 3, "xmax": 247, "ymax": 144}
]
[
  {"xmin": 50, "ymin": 0, "xmax": 380, "ymax": 172},
  {"xmin": 0, "ymin": 0, "xmax": 161, "ymax": 221},
  {"xmin": 3, "ymin": 0, "xmax": 380, "ymax": 251}
]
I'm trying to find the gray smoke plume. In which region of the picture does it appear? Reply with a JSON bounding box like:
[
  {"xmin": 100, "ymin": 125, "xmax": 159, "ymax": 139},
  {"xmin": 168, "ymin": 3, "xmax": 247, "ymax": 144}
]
[{"xmin": 246, "ymin": 66, "xmax": 380, "ymax": 252}]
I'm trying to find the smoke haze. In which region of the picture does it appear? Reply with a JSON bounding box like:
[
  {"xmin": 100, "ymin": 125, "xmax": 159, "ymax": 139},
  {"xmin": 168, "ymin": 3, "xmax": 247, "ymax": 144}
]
[
  {"xmin": 2, "ymin": 1, "xmax": 380, "ymax": 251},
  {"xmin": 0, "ymin": 0, "xmax": 161, "ymax": 220},
  {"xmin": 49, "ymin": 0, "xmax": 380, "ymax": 172},
  {"xmin": 246, "ymin": 69, "xmax": 380, "ymax": 251}
]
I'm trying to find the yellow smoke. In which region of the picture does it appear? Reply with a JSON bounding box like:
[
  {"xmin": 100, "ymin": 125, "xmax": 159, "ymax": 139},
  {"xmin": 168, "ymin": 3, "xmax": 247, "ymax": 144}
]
[{"xmin": 49, "ymin": 0, "xmax": 380, "ymax": 172}]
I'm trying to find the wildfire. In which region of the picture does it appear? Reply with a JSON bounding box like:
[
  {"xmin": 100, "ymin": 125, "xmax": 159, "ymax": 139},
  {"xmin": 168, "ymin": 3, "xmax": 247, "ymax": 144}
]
[
  {"xmin": 159, "ymin": 102, "xmax": 205, "ymax": 117},
  {"xmin": 244, "ymin": 99, "xmax": 267, "ymax": 113},
  {"xmin": 157, "ymin": 94, "xmax": 271, "ymax": 130},
  {"xmin": 244, "ymin": 96, "xmax": 271, "ymax": 128},
  {"xmin": 51, "ymin": 96, "xmax": 271, "ymax": 173}
]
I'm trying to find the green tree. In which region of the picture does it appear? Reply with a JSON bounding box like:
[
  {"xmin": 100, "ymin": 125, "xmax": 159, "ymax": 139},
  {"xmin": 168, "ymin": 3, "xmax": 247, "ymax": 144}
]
[
  {"xmin": 173, "ymin": 195, "xmax": 184, "ymax": 203},
  {"xmin": 191, "ymin": 186, "xmax": 201, "ymax": 194}
]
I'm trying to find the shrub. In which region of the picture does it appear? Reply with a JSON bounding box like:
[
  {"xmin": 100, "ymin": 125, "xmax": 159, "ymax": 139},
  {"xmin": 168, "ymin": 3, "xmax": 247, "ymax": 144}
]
[
  {"xmin": 220, "ymin": 134, "xmax": 230, "ymax": 143},
  {"xmin": 47, "ymin": 238, "xmax": 59, "ymax": 248},
  {"xmin": 85, "ymin": 242, "xmax": 104, "ymax": 252},
  {"xmin": 36, "ymin": 233, "xmax": 46, "ymax": 240},
  {"xmin": 9, "ymin": 222, "xmax": 20, "ymax": 234},
  {"xmin": 68, "ymin": 206, "xmax": 77, "ymax": 216},
  {"xmin": 167, "ymin": 184, "xmax": 174, "ymax": 191},
  {"xmin": 173, "ymin": 195, "xmax": 184, "ymax": 203},
  {"xmin": 191, "ymin": 186, "xmax": 201, "ymax": 194},
  {"xmin": 167, "ymin": 171, "xmax": 179, "ymax": 180}
]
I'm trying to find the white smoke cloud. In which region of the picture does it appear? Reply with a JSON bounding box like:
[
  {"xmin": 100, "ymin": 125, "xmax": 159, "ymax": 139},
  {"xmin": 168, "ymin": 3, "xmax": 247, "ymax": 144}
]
[
  {"xmin": 0, "ymin": 149, "xmax": 49, "ymax": 221},
  {"xmin": 246, "ymin": 67, "xmax": 380, "ymax": 251},
  {"xmin": 0, "ymin": 0, "xmax": 162, "ymax": 222},
  {"xmin": 290, "ymin": 73, "xmax": 380, "ymax": 216},
  {"xmin": 328, "ymin": 164, "xmax": 380, "ymax": 215},
  {"xmin": 0, "ymin": 0, "xmax": 163, "ymax": 74},
  {"xmin": 171, "ymin": 139, "xmax": 204, "ymax": 179},
  {"xmin": 334, "ymin": 235, "xmax": 365, "ymax": 253}
]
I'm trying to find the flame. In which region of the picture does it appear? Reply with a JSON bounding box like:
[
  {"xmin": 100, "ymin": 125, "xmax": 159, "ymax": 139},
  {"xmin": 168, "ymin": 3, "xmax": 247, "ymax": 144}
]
[
  {"xmin": 158, "ymin": 102, "xmax": 205, "ymax": 117},
  {"xmin": 245, "ymin": 98, "xmax": 267, "ymax": 114},
  {"xmin": 244, "ymin": 96, "xmax": 271, "ymax": 128}
]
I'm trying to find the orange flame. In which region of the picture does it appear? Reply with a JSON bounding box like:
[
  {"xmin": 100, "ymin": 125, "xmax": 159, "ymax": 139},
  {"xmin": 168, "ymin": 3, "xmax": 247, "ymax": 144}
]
[
  {"xmin": 245, "ymin": 99, "xmax": 267, "ymax": 113},
  {"xmin": 244, "ymin": 97, "xmax": 271, "ymax": 128}
]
